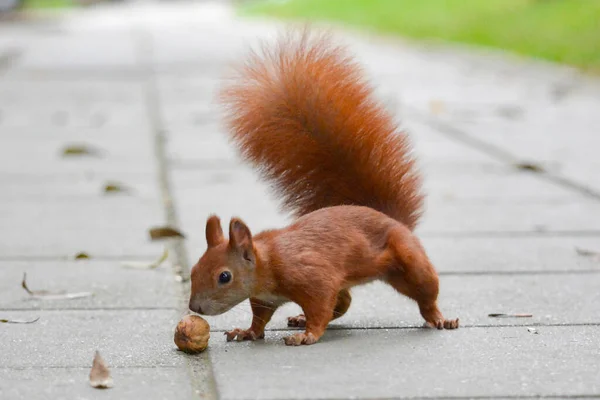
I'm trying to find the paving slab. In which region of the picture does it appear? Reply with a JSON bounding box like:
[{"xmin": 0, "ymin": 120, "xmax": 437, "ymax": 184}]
[
  {"xmin": 0, "ymin": 260, "xmax": 178, "ymax": 310},
  {"xmin": 350, "ymin": 36, "xmax": 600, "ymax": 195},
  {"xmin": 420, "ymin": 199, "xmax": 600, "ymax": 233},
  {"xmin": 0, "ymin": 171, "xmax": 157, "ymax": 202},
  {"xmin": 171, "ymin": 167, "xmax": 600, "ymax": 257},
  {"xmin": 0, "ymin": 197, "xmax": 164, "ymax": 258},
  {"xmin": 2, "ymin": 1, "xmax": 600, "ymax": 399},
  {"xmin": 0, "ymin": 133, "xmax": 155, "ymax": 176},
  {"xmin": 14, "ymin": 31, "xmax": 138, "ymax": 71},
  {"xmin": 207, "ymin": 326, "xmax": 600, "ymax": 400},
  {"xmin": 0, "ymin": 79, "xmax": 147, "ymax": 130},
  {"xmin": 0, "ymin": 367, "xmax": 195, "ymax": 400},
  {"xmin": 0, "ymin": 309, "xmax": 186, "ymax": 368},
  {"xmin": 424, "ymin": 236, "xmax": 600, "ymax": 273},
  {"xmin": 197, "ymin": 274, "xmax": 600, "ymax": 331},
  {"xmin": 431, "ymin": 115, "xmax": 600, "ymax": 194}
]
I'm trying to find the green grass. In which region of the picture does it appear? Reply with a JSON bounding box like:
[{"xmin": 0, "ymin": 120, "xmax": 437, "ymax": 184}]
[
  {"xmin": 23, "ymin": 0, "xmax": 74, "ymax": 9},
  {"xmin": 243, "ymin": 0, "xmax": 600, "ymax": 71}
]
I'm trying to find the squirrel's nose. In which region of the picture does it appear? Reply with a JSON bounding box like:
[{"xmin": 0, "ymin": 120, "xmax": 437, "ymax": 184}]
[{"xmin": 189, "ymin": 298, "xmax": 203, "ymax": 314}]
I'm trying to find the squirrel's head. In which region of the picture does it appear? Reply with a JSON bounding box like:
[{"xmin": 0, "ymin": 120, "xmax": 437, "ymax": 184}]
[{"xmin": 188, "ymin": 215, "xmax": 257, "ymax": 316}]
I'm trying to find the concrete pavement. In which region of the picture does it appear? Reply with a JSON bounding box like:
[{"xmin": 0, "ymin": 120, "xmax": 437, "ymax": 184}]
[{"xmin": 1, "ymin": 1, "xmax": 599, "ymax": 399}]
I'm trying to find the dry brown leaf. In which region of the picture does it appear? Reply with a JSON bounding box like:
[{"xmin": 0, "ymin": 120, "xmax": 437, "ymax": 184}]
[
  {"xmin": 74, "ymin": 252, "xmax": 90, "ymax": 260},
  {"xmin": 89, "ymin": 351, "xmax": 113, "ymax": 389},
  {"xmin": 21, "ymin": 273, "xmax": 93, "ymax": 300},
  {"xmin": 149, "ymin": 226, "xmax": 185, "ymax": 240},
  {"xmin": 121, "ymin": 248, "xmax": 169, "ymax": 270},
  {"xmin": 103, "ymin": 182, "xmax": 130, "ymax": 194},
  {"xmin": 496, "ymin": 105, "xmax": 524, "ymax": 120},
  {"xmin": 575, "ymin": 247, "xmax": 600, "ymax": 260},
  {"xmin": 0, "ymin": 317, "xmax": 40, "ymax": 324},
  {"xmin": 428, "ymin": 100, "xmax": 445, "ymax": 115},
  {"xmin": 488, "ymin": 313, "xmax": 532, "ymax": 318},
  {"xmin": 514, "ymin": 162, "xmax": 544, "ymax": 173},
  {"xmin": 61, "ymin": 144, "xmax": 101, "ymax": 157}
]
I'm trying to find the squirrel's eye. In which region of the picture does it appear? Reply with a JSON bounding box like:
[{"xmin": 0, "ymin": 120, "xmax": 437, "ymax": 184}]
[{"xmin": 218, "ymin": 271, "xmax": 232, "ymax": 284}]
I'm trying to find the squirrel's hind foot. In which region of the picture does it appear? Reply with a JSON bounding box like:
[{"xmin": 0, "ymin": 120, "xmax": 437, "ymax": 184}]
[
  {"xmin": 283, "ymin": 332, "xmax": 318, "ymax": 346},
  {"xmin": 423, "ymin": 318, "xmax": 460, "ymax": 330},
  {"xmin": 287, "ymin": 314, "xmax": 306, "ymax": 328}
]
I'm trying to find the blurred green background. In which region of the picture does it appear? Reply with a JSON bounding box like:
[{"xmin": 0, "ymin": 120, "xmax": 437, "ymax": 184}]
[{"xmin": 243, "ymin": 0, "xmax": 600, "ymax": 72}]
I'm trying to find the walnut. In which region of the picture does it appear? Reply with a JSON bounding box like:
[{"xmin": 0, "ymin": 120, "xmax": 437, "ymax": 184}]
[{"xmin": 174, "ymin": 315, "xmax": 210, "ymax": 354}]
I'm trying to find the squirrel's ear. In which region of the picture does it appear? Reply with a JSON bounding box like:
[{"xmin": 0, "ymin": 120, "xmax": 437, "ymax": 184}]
[
  {"xmin": 228, "ymin": 218, "xmax": 254, "ymax": 260},
  {"xmin": 205, "ymin": 215, "xmax": 225, "ymax": 248}
]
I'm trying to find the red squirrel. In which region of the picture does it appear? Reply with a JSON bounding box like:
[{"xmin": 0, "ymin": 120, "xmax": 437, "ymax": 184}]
[{"xmin": 188, "ymin": 31, "xmax": 459, "ymax": 346}]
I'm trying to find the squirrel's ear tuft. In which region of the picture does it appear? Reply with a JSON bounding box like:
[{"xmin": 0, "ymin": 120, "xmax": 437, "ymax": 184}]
[
  {"xmin": 228, "ymin": 218, "xmax": 253, "ymax": 254},
  {"xmin": 205, "ymin": 215, "xmax": 225, "ymax": 248}
]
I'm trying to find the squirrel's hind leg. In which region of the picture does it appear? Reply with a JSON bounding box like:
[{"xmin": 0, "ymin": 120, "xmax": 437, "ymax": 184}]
[
  {"xmin": 384, "ymin": 227, "xmax": 459, "ymax": 330},
  {"xmin": 283, "ymin": 289, "xmax": 339, "ymax": 346},
  {"xmin": 287, "ymin": 288, "xmax": 352, "ymax": 328}
]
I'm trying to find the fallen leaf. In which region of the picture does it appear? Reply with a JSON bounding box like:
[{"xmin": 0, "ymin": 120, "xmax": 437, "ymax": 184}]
[
  {"xmin": 428, "ymin": 100, "xmax": 445, "ymax": 115},
  {"xmin": 0, "ymin": 317, "xmax": 40, "ymax": 324},
  {"xmin": 514, "ymin": 162, "xmax": 544, "ymax": 173},
  {"xmin": 496, "ymin": 105, "xmax": 524, "ymax": 120},
  {"xmin": 61, "ymin": 144, "xmax": 101, "ymax": 157},
  {"xmin": 89, "ymin": 351, "xmax": 113, "ymax": 389},
  {"xmin": 21, "ymin": 273, "xmax": 93, "ymax": 300},
  {"xmin": 575, "ymin": 247, "xmax": 600, "ymax": 260},
  {"xmin": 527, "ymin": 327, "xmax": 539, "ymax": 334},
  {"xmin": 488, "ymin": 313, "xmax": 533, "ymax": 318},
  {"xmin": 149, "ymin": 226, "xmax": 185, "ymax": 240},
  {"xmin": 103, "ymin": 182, "xmax": 130, "ymax": 194},
  {"xmin": 121, "ymin": 248, "xmax": 169, "ymax": 269},
  {"xmin": 74, "ymin": 252, "xmax": 90, "ymax": 260}
]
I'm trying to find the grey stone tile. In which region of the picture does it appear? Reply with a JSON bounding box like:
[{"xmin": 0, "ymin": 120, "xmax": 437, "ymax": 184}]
[
  {"xmin": 0, "ymin": 198, "xmax": 164, "ymax": 258},
  {"xmin": 0, "ymin": 260, "xmax": 178, "ymax": 310},
  {"xmin": 420, "ymin": 199, "xmax": 600, "ymax": 233},
  {"xmin": 0, "ymin": 80, "xmax": 146, "ymax": 129},
  {"xmin": 0, "ymin": 132, "xmax": 155, "ymax": 175},
  {"xmin": 423, "ymin": 236, "xmax": 600, "ymax": 273},
  {"xmin": 197, "ymin": 274, "xmax": 600, "ymax": 332},
  {"xmin": 422, "ymin": 169, "xmax": 577, "ymax": 203},
  {"xmin": 0, "ymin": 171, "xmax": 157, "ymax": 202},
  {"xmin": 207, "ymin": 326, "xmax": 600, "ymax": 399},
  {"xmin": 15, "ymin": 32, "xmax": 137, "ymax": 70},
  {"xmin": 0, "ymin": 309, "xmax": 187, "ymax": 368},
  {"xmin": 0, "ymin": 367, "xmax": 195, "ymax": 400},
  {"xmin": 167, "ymin": 128, "xmax": 239, "ymax": 165},
  {"xmin": 171, "ymin": 166, "xmax": 598, "ymax": 259}
]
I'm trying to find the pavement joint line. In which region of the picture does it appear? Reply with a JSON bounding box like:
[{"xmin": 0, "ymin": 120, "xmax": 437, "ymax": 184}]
[
  {"xmin": 133, "ymin": 27, "xmax": 219, "ymax": 400},
  {"xmin": 0, "ymin": 307, "xmax": 179, "ymax": 311},
  {"xmin": 209, "ymin": 322, "xmax": 600, "ymax": 333},
  {"xmin": 0, "ymin": 48, "xmax": 21, "ymax": 76},
  {"xmin": 409, "ymin": 108, "xmax": 600, "ymax": 202},
  {"xmin": 438, "ymin": 270, "xmax": 600, "ymax": 276},
  {"xmin": 273, "ymin": 395, "xmax": 600, "ymax": 400},
  {"xmin": 137, "ymin": 36, "xmax": 190, "ymax": 283},
  {"xmin": 419, "ymin": 230, "xmax": 600, "ymax": 238},
  {"xmin": 2, "ymin": 63, "xmax": 231, "ymax": 78},
  {"xmin": 0, "ymin": 256, "xmax": 171, "ymax": 261},
  {"xmin": 0, "ymin": 365, "xmax": 185, "ymax": 370}
]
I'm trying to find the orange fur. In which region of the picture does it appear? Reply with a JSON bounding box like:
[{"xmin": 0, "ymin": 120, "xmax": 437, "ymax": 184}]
[{"xmin": 189, "ymin": 31, "xmax": 458, "ymax": 346}]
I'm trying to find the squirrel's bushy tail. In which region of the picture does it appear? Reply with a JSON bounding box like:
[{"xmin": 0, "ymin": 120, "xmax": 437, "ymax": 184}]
[{"xmin": 219, "ymin": 30, "xmax": 423, "ymax": 230}]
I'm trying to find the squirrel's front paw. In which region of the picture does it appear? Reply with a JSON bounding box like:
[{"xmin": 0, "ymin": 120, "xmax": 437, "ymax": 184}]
[{"xmin": 225, "ymin": 328, "xmax": 264, "ymax": 342}]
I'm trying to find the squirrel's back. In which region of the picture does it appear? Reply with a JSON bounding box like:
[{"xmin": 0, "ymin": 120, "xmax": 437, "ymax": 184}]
[{"xmin": 220, "ymin": 30, "xmax": 423, "ymax": 230}]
